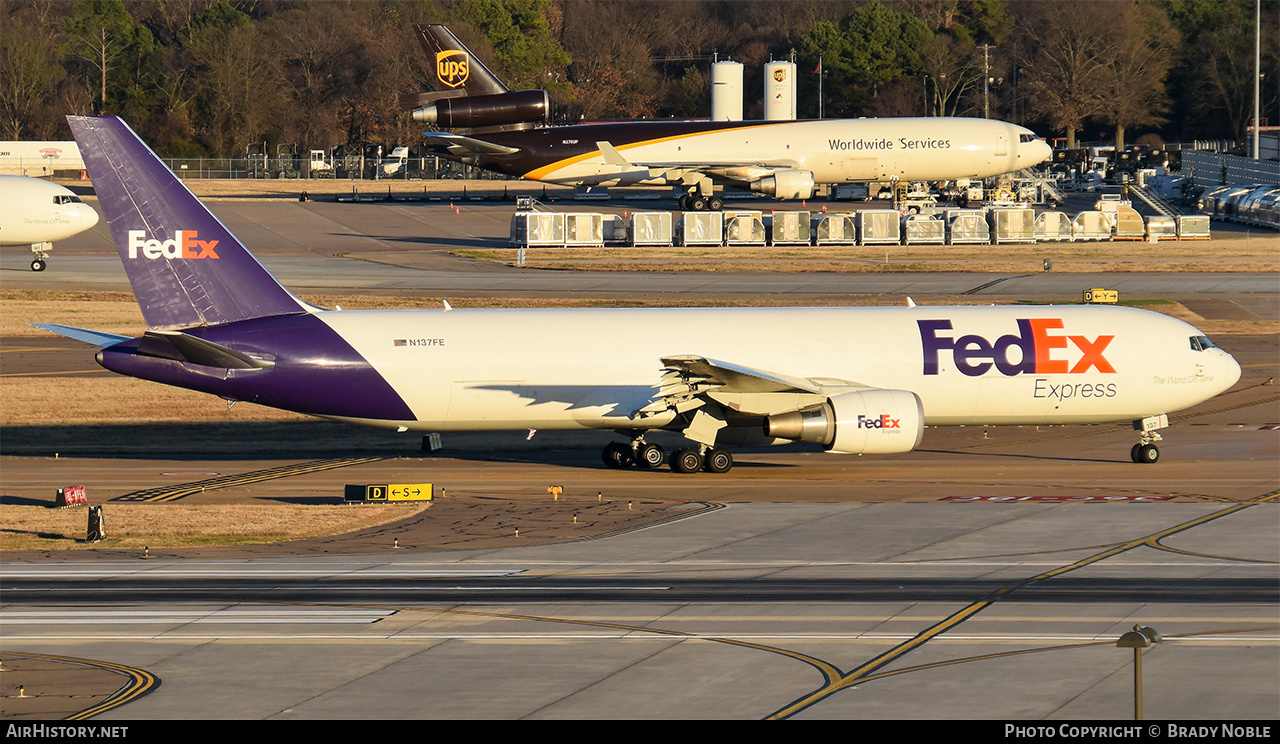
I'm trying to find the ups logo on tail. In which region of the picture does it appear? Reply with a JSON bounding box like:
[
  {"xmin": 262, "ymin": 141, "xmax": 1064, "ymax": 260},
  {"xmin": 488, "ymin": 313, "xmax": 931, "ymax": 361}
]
[{"xmin": 436, "ymin": 50, "xmax": 469, "ymax": 88}]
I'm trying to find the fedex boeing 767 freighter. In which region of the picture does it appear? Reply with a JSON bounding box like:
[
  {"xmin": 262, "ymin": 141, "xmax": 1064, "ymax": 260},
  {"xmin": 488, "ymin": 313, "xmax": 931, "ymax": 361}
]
[{"xmin": 38, "ymin": 116, "xmax": 1239, "ymax": 474}]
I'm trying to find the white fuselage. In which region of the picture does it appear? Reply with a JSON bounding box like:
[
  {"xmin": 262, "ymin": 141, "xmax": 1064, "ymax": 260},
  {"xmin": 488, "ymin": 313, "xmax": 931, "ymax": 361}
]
[
  {"xmin": 0, "ymin": 175, "xmax": 99, "ymax": 246},
  {"xmin": 526, "ymin": 118, "xmax": 1052, "ymax": 186},
  {"xmin": 316, "ymin": 304, "xmax": 1238, "ymax": 432}
]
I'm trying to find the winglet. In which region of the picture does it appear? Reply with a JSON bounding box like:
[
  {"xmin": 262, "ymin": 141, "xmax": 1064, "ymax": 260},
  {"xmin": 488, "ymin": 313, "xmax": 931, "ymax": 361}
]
[{"xmin": 597, "ymin": 141, "xmax": 630, "ymax": 167}]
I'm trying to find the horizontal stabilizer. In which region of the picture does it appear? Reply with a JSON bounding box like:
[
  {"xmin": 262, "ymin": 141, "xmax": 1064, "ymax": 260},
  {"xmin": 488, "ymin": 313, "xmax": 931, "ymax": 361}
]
[
  {"xmin": 400, "ymin": 89, "xmax": 467, "ymax": 111},
  {"xmin": 137, "ymin": 330, "xmax": 273, "ymax": 370},
  {"xmin": 31, "ymin": 323, "xmax": 129, "ymax": 348},
  {"xmin": 422, "ymin": 132, "xmax": 520, "ymax": 156}
]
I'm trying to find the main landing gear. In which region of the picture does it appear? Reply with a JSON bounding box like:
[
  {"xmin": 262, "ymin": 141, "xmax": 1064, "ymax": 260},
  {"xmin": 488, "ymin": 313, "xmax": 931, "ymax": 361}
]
[
  {"xmin": 602, "ymin": 439, "xmax": 735, "ymax": 473},
  {"xmin": 678, "ymin": 188, "xmax": 724, "ymax": 212}
]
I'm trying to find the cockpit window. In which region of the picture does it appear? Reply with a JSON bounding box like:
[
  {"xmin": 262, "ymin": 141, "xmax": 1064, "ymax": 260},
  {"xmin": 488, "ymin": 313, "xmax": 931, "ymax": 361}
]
[
  {"xmin": 1189, "ymin": 335, "xmax": 1216, "ymax": 352},
  {"xmin": 1019, "ymin": 133, "xmax": 1038, "ymax": 143},
  {"xmin": 52, "ymin": 195, "xmax": 82, "ymax": 205}
]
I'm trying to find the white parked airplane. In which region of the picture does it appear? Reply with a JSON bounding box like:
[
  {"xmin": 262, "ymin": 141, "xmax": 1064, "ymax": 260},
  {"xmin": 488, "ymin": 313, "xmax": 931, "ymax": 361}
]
[
  {"xmin": 0, "ymin": 174, "xmax": 99, "ymax": 271},
  {"xmin": 40, "ymin": 116, "xmax": 1239, "ymax": 474},
  {"xmin": 409, "ymin": 24, "xmax": 1054, "ymax": 210}
]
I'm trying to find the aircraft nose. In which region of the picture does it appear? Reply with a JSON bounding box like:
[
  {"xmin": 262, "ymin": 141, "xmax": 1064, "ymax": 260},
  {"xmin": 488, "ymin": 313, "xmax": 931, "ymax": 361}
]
[
  {"xmin": 1033, "ymin": 139, "xmax": 1053, "ymax": 165},
  {"xmin": 1220, "ymin": 350, "xmax": 1242, "ymax": 391},
  {"xmin": 81, "ymin": 205, "xmax": 100, "ymax": 230}
]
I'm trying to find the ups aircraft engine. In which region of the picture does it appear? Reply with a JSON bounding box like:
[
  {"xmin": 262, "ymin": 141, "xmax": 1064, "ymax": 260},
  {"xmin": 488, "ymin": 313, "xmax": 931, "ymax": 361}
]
[
  {"xmin": 748, "ymin": 168, "xmax": 817, "ymax": 200},
  {"xmin": 764, "ymin": 389, "xmax": 925, "ymax": 454},
  {"xmin": 412, "ymin": 90, "xmax": 550, "ymax": 130}
]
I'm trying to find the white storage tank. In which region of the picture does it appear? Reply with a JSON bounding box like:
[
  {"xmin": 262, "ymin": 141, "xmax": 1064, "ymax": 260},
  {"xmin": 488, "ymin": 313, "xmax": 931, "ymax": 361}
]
[
  {"xmin": 764, "ymin": 61, "xmax": 797, "ymax": 121},
  {"xmin": 711, "ymin": 61, "xmax": 744, "ymax": 122}
]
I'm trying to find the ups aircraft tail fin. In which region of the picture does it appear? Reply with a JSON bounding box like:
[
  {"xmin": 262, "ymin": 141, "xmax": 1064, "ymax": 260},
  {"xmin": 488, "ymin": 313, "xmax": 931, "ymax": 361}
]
[
  {"xmin": 67, "ymin": 116, "xmax": 309, "ymax": 331},
  {"xmin": 414, "ymin": 23, "xmax": 508, "ymax": 97}
]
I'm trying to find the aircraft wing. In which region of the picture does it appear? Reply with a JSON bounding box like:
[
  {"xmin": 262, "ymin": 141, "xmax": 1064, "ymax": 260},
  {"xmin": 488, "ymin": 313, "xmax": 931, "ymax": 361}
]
[
  {"xmin": 32, "ymin": 323, "xmax": 129, "ymax": 347},
  {"xmin": 422, "ymin": 132, "xmax": 520, "ymax": 157},
  {"xmin": 634, "ymin": 355, "xmax": 870, "ymax": 419}
]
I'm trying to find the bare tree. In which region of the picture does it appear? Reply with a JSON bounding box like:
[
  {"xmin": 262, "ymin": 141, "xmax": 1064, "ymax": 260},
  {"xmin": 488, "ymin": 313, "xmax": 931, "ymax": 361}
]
[
  {"xmin": 1093, "ymin": 1, "xmax": 1178, "ymax": 150},
  {"xmin": 1015, "ymin": 1, "xmax": 1108, "ymax": 148}
]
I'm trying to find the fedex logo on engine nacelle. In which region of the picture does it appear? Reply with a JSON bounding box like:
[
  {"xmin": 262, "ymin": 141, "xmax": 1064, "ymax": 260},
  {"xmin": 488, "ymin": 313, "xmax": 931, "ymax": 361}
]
[
  {"xmin": 857, "ymin": 414, "xmax": 901, "ymax": 429},
  {"xmin": 127, "ymin": 230, "xmax": 219, "ymax": 260},
  {"xmin": 919, "ymin": 319, "xmax": 1115, "ymax": 377}
]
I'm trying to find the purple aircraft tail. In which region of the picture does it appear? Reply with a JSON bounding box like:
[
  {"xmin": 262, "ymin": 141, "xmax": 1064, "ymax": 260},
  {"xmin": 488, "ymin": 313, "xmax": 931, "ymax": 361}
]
[{"xmin": 67, "ymin": 116, "xmax": 308, "ymax": 331}]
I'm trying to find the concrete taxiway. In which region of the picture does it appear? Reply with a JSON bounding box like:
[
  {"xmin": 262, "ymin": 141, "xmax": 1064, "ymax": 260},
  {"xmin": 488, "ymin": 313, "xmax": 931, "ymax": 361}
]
[{"xmin": 3, "ymin": 501, "xmax": 1277, "ymax": 720}]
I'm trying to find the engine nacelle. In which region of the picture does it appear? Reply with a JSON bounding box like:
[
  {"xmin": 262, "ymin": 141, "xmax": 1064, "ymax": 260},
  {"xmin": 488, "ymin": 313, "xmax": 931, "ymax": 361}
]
[
  {"xmin": 413, "ymin": 90, "xmax": 549, "ymax": 129},
  {"xmin": 763, "ymin": 389, "xmax": 924, "ymax": 455},
  {"xmin": 749, "ymin": 169, "xmax": 816, "ymax": 200}
]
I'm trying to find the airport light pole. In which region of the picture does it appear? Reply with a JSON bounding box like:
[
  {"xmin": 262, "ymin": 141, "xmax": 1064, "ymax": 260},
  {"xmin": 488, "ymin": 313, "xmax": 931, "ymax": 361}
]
[
  {"xmin": 982, "ymin": 44, "xmax": 992, "ymax": 119},
  {"xmin": 1116, "ymin": 624, "xmax": 1162, "ymax": 720}
]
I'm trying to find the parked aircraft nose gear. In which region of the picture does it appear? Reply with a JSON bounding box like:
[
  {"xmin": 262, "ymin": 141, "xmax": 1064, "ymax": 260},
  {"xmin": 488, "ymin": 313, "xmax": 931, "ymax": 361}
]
[{"xmin": 30, "ymin": 259, "xmax": 46, "ymax": 272}]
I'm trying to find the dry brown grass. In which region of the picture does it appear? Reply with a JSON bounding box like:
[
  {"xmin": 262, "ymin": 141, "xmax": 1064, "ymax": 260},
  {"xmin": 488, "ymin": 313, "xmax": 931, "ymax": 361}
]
[{"xmin": 0, "ymin": 502, "xmax": 427, "ymax": 551}]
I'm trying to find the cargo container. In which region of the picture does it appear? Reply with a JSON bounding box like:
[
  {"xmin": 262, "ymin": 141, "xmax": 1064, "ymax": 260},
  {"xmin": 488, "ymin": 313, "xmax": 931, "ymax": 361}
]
[
  {"xmin": 630, "ymin": 212, "xmax": 673, "ymax": 246},
  {"xmin": 678, "ymin": 211, "xmax": 724, "ymax": 245},
  {"xmin": 813, "ymin": 213, "xmax": 857, "ymax": 245},
  {"xmin": 1034, "ymin": 211, "xmax": 1074, "ymax": 242},
  {"xmin": 510, "ymin": 212, "xmax": 564, "ymax": 247},
  {"xmin": 902, "ymin": 214, "xmax": 946, "ymax": 245},
  {"xmin": 988, "ymin": 208, "xmax": 1036, "ymax": 244},
  {"xmin": 857, "ymin": 209, "xmax": 901, "ymax": 245},
  {"xmin": 946, "ymin": 210, "xmax": 990, "ymax": 244},
  {"xmin": 768, "ymin": 211, "xmax": 811, "ymax": 245}
]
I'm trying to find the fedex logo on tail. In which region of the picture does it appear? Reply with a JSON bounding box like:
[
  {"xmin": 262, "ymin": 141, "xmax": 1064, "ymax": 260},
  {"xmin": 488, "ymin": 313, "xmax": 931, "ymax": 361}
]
[
  {"xmin": 127, "ymin": 230, "xmax": 219, "ymax": 260},
  {"xmin": 919, "ymin": 319, "xmax": 1114, "ymax": 377}
]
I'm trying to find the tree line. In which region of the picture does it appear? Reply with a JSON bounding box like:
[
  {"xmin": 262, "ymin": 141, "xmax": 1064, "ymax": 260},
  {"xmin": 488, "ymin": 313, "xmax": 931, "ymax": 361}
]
[{"xmin": 3, "ymin": 0, "xmax": 1275, "ymax": 157}]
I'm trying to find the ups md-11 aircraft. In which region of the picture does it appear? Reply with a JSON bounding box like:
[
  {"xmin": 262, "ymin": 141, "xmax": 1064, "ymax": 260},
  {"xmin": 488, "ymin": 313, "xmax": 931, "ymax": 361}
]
[
  {"xmin": 0, "ymin": 174, "xmax": 99, "ymax": 271},
  {"xmin": 39, "ymin": 116, "xmax": 1238, "ymax": 473},
  {"xmin": 407, "ymin": 24, "xmax": 1053, "ymax": 210}
]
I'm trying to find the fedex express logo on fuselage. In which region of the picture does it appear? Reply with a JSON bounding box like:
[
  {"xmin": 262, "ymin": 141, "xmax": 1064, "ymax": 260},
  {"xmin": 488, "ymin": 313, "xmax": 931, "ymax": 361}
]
[
  {"xmin": 919, "ymin": 319, "xmax": 1114, "ymax": 377},
  {"xmin": 127, "ymin": 230, "xmax": 219, "ymax": 260}
]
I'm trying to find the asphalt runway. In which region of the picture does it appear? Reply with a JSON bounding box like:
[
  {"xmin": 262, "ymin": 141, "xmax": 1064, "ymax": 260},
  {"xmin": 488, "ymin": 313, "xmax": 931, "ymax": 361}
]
[{"xmin": 1, "ymin": 191, "xmax": 1277, "ymax": 720}]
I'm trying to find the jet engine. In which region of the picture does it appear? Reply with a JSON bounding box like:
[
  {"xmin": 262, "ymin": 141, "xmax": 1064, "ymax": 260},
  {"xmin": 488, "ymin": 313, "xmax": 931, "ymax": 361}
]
[
  {"xmin": 763, "ymin": 389, "xmax": 924, "ymax": 454},
  {"xmin": 749, "ymin": 168, "xmax": 816, "ymax": 200},
  {"xmin": 412, "ymin": 90, "xmax": 550, "ymax": 129}
]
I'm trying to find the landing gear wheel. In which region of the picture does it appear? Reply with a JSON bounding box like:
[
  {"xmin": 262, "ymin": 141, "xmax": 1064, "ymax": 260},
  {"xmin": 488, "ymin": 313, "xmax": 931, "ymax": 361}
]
[
  {"xmin": 689, "ymin": 195, "xmax": 708, "ymax": 211},
  {"xmin": 704, "ymin": 448, "xmax": 733, "ymax": 473},
  {"xmin": 708, "ymin": 195, "xmax": 724, "ymax": 211},
  {"xmin": 602, "ymin": 442, "xmax": 634, "ymax": 469},
  {"xmin": 670, "ymin": 448, "xmax": 703, "ymax": 474},
  {"xmin": 635, "ymin": 442, "xmax": 665, "ymax": 469},
  {"xmin": 1137, "ymin": 444, "xmax": 1159, "ymax": 464},
  {"xmin": 30, "ymin": 259, "xmax": 46, "ymax": 272},
  {"xmin": 678, "ymin": 194, "xmax": 690, "ymax": 210},
  {"xmin": 1130, "ymin": 443, "xmax": 1143, "ymax": 463}
]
